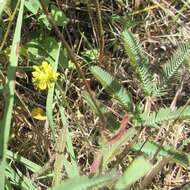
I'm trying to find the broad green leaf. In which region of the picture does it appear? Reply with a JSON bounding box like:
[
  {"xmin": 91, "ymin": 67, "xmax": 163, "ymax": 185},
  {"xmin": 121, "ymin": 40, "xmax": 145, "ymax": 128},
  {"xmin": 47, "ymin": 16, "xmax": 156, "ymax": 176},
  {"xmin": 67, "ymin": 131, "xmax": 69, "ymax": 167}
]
[
  {"xmin": 27, "ymin": 36, "xmax": 59, "ymax": 63},
  {"xmin": 51, "ymin": 5, "xmax": 69, "ymax": 27},
  {"xmin": 38, "ymin": 5, "xmax": 69, "ymax": 30},
  {"xmin": 115, "ymin": 156, "xmax": 153, "ymax": 190},
  {"xmin": 25, "ymin": 0, "xmax": 49, "ymax": 14},
  {"xmin": 25, "ymin": 0, "xmax": 40, "ymax": 14}
]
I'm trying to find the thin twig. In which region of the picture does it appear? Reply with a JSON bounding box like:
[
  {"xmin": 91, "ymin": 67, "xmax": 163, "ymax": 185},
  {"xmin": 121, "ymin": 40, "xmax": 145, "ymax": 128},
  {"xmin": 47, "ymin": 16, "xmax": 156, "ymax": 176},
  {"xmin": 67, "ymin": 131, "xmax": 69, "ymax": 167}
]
[{"xmin": 94, "ymin": 0, "xmax": 104, "ymax": 62}]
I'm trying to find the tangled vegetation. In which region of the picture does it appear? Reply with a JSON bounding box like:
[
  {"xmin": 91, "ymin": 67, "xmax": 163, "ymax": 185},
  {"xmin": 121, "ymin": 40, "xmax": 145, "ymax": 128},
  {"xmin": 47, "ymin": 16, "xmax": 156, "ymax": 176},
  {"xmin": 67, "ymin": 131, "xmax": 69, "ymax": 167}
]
[{"xmin": 0, "ymin": 0, "xmax": 190, "ymax": 189}]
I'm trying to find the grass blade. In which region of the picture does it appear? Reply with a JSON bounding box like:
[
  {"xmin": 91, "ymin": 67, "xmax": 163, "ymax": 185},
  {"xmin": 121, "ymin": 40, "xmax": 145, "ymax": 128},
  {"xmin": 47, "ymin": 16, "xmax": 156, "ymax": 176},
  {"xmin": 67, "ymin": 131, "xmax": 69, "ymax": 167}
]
[
  {"xmin": 57, "ymin": 101, "xmax": 79, "ymax": 177},
  {"xmin": 46, "ymin": 42, "xmax": 62, "ymax": 140},
  {"xmin": 0, "ymin": 0, "xmax": 25, "ymax": 188},
  {"xmin": 7, "ymin": 150, "xmax": 41, "ymax": 173},
  {"xmin": 5, "ymin": 166, "xmax": 37, "ymax": 190}
]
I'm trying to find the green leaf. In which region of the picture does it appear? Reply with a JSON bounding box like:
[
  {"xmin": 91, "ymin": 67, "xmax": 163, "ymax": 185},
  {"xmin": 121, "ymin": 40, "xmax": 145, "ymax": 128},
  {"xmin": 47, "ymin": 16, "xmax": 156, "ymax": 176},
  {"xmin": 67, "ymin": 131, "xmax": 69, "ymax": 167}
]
[
  {"xmin": 121, "ymin": 29, "xmax": 143, "ymax": 67},
  {"xmin": 5, "ymin": 178, "xmax": 13, "ymax": 190},
  {"xmin": 38, "ymin": 5, "xmax": 69, "ymax": 30},
  {"xmin": 90, "ymin": 66, "xmax": 133, "ymax": 111},
  {"xmin": 38, "ymin": 13, "xmax": 51, "ymax": 29},
  {"xmin": 27, "ymin": 36, "xmax": 60, "ymax": 63},
  {"xmin": 115, "ymin": 156, "xmax": 153, "ymax": 190},
  {"xmin": 25, "ymin": 0, "xmax": 40, "ymax": 14},
  {"xmin": 162, "ymin": 43, "xmax": 190, "ymax": 82},
  {"xmin": 141, "ymin": 105, "xmax": 190, "ymax": 127},
  {"xmin": 81, "ymin": 49, "xmax": 98, "ymax": 61},
  {"xmin": 51, "ymin": 173, "xmax": 117, "ymax": 190},
  {"xmin": 121, "ymin": 29, "xmax": 162, "ymax": 97},
  {"xmin": 133, "ymin": 141, "xmax": 190, "ymax": 168},
  {"xmin": 51, "ymin": 5, "xmax": 69, "ymax": 27}
]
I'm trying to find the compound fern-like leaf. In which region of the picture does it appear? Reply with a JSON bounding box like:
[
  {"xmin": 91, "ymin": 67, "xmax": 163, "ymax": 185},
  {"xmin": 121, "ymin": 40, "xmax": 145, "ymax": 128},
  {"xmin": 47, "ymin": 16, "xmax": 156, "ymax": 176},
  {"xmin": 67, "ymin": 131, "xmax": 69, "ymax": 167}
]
[
  {"xmin": 133, "ymin": 141, "xmax": 190, "ymax": 168},
  {"xmin": 162, "ymin": 43, "xmax": 190, "ymax": 82},
  {"xmin": 141, "ymin": 105, "xmax": 190, "ymax": 126},
  {"xmin": 121, "ymin": 29, "xmax": 162, "ymax": 97},
  {"xmin": 90, "ymin": 66, "xmax": 133, "ymax": 111}
]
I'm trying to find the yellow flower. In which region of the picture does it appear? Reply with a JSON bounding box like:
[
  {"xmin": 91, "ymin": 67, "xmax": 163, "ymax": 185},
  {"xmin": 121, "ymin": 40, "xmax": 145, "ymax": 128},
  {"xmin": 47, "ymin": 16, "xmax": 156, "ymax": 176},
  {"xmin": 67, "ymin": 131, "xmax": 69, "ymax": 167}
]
[{"xmin": 32, "ymin": 61, "xmax": 59, "ymax": 90}]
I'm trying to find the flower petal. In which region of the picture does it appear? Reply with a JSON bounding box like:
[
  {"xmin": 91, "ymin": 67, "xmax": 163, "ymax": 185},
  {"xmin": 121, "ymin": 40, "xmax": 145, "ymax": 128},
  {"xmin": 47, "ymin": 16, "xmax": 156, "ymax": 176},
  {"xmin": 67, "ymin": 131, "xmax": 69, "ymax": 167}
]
[{"xmin": 31, "ymin": 107, "xmax": 47, "ymax": 121}]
